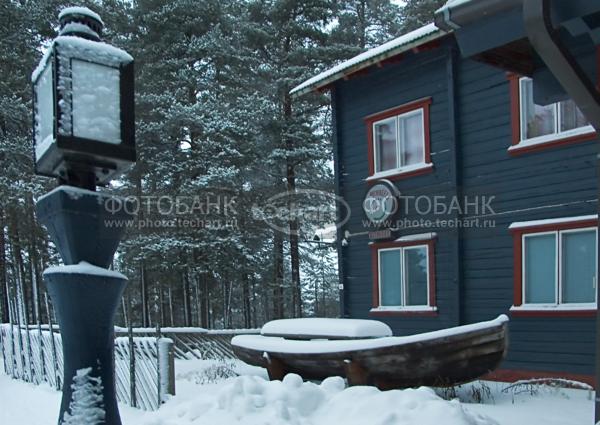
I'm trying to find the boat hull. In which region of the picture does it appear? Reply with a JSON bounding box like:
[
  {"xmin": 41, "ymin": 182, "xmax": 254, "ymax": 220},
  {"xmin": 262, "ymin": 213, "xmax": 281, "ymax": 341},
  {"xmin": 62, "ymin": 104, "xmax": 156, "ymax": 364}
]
[{"xmin": 233, "ymin": 320, "xmax": 508, "ymax": 389}]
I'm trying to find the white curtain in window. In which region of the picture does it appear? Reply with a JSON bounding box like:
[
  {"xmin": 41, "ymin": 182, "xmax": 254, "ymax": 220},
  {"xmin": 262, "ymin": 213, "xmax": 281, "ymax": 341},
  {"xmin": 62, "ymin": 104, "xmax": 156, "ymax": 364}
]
[
  {"xmin": 374, "ymin": 119, "xmax": 397, "ymax": 172},
  {"xmin": 400, "ymin": 111, "xmax": 424, "ymax": 166},
  {"xmin": 560, "ymin": 100, "xmax": 588, "ymax": 132},
  {"xmin": 521, "ymin": 79, "xmax": 555, "ymax": 139}
]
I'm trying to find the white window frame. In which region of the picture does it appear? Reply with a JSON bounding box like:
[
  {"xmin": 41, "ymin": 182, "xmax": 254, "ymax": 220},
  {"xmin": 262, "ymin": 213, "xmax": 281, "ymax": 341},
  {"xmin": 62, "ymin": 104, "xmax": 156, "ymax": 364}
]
[
  {"xmin": 376, "ymin": 244, "xmax": 432, "ymax": 311},
  {"xmin": 517, "ymin": 77, "xmax": 595, "ymax": 147},
  {"xmin": 372, "ymin": 108, "xmax": 427, "ymax": 177},
  {"xmin": 521, "ymin": 227, "xmax": 598, "ymax": 310}
]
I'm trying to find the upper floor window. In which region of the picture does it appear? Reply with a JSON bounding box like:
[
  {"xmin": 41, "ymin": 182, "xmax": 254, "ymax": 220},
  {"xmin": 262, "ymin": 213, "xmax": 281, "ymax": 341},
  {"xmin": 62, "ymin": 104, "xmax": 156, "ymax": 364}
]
[
  {"xmin": 509, "ymin": 75, "xmax": 596, "ymax": 154},
  {"xmin": 510, "ymin": 216, "xmax": 598, "ymax": 316},
  {"xmin": 365, "ymin": 98, "xmax": 432, "ymax": 181},
  {"xmin": 373, "ymin": 109, "xmax": 424, "ymax": 172},
  {"xmin": 520, "ymin": 77, "xmax": 591, "ymax": 141}
]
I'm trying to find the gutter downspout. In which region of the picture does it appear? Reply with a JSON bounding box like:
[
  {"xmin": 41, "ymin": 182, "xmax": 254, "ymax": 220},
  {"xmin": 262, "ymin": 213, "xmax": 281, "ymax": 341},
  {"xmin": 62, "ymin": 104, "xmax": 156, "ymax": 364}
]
[
  {"xmin": 330, "ymin": 88, "xmax": 348, "ymax": 318},
  {"xmin": 446, "ymin": 44, "xmax": 463, "ymax": 326},
  {"xmin": 435, "ymin": 0, "xmax": 521, "ymax": 32},
  {"xmin": 522, "ymin": 1, "xmax": 600, "ymax": 422},
  {"xmin": 523, "ymin": 0, "xmax": 600, "ymax": 129}
]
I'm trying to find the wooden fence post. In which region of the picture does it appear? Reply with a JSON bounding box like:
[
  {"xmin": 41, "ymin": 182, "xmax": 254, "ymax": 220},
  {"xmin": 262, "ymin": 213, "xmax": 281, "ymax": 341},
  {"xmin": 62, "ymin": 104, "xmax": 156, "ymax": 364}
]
[
  {"xmin": 157, "ymin": 337, "xmax": 175, "ymax": 400},
  {"xmin": 8, "ymin": 317, "xmax": 17, "ymax": 378},
  {"xmin": 45, "ymin": 295, "xmax": 60, "ymax": 389},
  {"xmin": 36, "ymin": 322, "xmax": 45, "ymax": 384},
  {"xmin": 128, "ymin": 323, "xmax": 137, "ymax": 408},
  {"xmin": 0, "ymin": 325, "xmax": 7, "ymax": 375}
]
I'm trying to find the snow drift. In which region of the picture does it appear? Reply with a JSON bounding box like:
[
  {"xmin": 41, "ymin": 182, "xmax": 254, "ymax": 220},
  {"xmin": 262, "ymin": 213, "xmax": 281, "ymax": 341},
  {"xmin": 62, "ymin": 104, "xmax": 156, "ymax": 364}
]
[{"xmin": 149, "ymin": 374, "xmax": 497, "ymax": 425}]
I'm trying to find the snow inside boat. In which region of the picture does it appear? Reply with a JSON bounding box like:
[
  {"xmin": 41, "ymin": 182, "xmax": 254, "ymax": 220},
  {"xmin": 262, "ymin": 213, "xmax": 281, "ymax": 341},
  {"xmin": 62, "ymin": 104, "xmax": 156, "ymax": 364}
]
[{"xmin": 232, "ymin": 315, "xmax": 509, "ymax": 389}]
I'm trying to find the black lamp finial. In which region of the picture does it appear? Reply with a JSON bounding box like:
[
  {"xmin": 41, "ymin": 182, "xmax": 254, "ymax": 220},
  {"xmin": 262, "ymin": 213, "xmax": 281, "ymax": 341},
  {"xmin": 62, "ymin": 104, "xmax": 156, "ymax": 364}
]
[{"xmin": 58, "ymin": 7, "xmax": 104, "ymax": 41}]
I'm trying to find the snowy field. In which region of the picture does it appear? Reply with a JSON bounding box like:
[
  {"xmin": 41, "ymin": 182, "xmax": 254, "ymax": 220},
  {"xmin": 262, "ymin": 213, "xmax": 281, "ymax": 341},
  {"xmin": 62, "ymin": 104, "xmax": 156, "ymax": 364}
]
[{"xmin": 0, "ymin": 359, "xmax": 593, "ymax": 425}]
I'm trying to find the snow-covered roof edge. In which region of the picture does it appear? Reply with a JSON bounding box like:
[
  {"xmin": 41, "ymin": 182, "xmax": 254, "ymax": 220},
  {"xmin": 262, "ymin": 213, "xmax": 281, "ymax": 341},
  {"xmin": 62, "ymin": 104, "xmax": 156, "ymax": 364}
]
[
  {"xmin": 290, "ymin": 23, "xmax": 449, "ymax": 97},
  {"xmin": 509, "ymin": 214, "xmax": 598, "ymax": 230}
]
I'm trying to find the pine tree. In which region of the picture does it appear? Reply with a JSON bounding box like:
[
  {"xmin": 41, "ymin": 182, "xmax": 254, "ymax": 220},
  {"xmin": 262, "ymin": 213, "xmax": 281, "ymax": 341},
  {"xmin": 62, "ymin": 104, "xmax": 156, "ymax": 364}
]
[
  {"xmin": 62, "ymin": 367, "xmax": 105, "ymax": 425},
  {"xmin": 0, "ymin": 0, "xmax": 61, "ymax": 326},
  {"xmin": 401, "ymin": 0, "xmax": 446, "ymax": 31},
  {"xmin": 330, "ymin": 0, "xmax": 404, "ymax": 49},
  {"xmin": 0, "ymin": 0, "xmax": 407, "ymax": 328}
]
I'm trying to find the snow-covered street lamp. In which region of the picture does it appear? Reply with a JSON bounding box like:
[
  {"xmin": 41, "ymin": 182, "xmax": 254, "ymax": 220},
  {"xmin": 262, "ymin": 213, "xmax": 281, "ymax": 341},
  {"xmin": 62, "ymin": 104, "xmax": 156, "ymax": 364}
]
[
  {"xmin": 32, "ymin": 7, "xmax": 135, "ymax": 425},
  {"xmin": 33, "ymin": 6, "xmax": 135, "ymax": 189}
]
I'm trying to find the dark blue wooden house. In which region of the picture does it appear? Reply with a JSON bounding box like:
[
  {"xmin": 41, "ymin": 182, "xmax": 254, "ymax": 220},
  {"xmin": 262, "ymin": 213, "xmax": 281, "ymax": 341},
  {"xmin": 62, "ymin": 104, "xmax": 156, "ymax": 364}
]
[{"xmin": 292, "ymin": 10, "xmax": 600, "ymax": 385}]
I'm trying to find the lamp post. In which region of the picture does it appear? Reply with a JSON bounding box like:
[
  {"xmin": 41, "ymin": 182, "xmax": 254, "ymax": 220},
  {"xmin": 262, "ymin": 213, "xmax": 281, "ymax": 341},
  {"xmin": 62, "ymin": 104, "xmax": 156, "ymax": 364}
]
[{"xmin": 32, "ymin": 7, "xmax": 135, "ymax": 425}]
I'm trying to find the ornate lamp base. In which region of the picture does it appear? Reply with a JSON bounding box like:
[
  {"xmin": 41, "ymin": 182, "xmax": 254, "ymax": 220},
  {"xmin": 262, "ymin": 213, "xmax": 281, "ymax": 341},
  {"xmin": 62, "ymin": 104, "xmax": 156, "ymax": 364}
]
[{"xmin": 36, "ymin": 186, "xmax": 132, "ymax": 425}]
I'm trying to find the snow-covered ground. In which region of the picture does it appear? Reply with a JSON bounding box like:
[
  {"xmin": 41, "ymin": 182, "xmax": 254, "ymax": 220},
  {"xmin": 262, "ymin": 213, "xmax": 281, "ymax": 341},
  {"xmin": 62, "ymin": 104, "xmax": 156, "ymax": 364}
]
[{"xmin": 0, "ymin": 359, "xmax": 593, "ymax": 425}]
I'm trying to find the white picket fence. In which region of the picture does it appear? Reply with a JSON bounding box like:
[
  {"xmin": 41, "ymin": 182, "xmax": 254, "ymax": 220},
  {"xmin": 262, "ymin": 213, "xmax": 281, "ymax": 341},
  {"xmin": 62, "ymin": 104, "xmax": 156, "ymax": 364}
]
[
  {"xmin": 0, "ymin": 324, "xmax": 174, "ymax": 411},
  {"xmin": 0, "ymin": 323, "xmax": 257, "ymax": 411},
  {"xmin": 114, "ymin": 336, "xmax": 175, "ymax": 411},
  {"xmin": 114, "ymin": 327, "xmax": 258, "ymax": 360},
  {"xmin": 0, "ymin": 323, "xmax": 63, "ymax": 388}
]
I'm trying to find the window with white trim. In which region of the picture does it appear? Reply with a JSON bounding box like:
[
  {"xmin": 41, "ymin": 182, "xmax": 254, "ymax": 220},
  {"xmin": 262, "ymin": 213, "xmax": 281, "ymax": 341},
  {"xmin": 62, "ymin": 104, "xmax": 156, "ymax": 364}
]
[
  {"xmin": 378, "ymin": 244, "xmax": 429, "ymax": 307},
  {"xmin": 373, "ymin": 108, "xmax": 425, "ymax": 173},
  {"xmin": 522, "ymin": 227, "xmax": 597, "ymax": 307},
  {"xmin": 519, "ymin": 77, "xmax": 593, "ymax": 143}
]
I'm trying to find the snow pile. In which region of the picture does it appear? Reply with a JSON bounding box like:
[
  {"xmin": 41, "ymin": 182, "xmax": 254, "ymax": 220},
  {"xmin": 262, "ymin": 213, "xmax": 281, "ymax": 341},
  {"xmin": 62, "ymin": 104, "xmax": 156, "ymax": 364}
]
[
  {"xmin": 261, "ymin": 318, "xmax": 392, "ymax": 338},
  {"xmin": 0, "ymin": 362, "xmax": 594, "ymax": 425},
  {"xmin": 149, "ymin": 374, "xmax": 496, "ymax": 425}
]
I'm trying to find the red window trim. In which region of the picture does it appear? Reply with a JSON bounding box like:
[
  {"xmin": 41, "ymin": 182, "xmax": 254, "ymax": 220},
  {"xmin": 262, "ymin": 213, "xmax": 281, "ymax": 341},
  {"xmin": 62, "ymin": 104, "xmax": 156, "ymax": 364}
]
[
  {"xmin": 508, "ymin": 46, "xmax": 600, "ymax": 156},
  {"xmin": 369, "ymin": 237, "xmax": 437, "ymax": 317},
  {"xmin": 511, "ymin": 217, "xmax": 598, "ymax": 316},
  {"xmin": 510, "ymin": 309, "xmax": 596, "ymax": 318},
  {"xmin": 365, "ymin": 97, "xmax": 433, "ymax": 182}
]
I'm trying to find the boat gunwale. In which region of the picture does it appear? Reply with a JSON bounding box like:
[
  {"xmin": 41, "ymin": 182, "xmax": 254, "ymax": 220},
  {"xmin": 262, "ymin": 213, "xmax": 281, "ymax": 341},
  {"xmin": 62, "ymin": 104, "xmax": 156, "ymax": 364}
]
[{"xmin": 233, "ymin": 321, "xmax": 508, "ymax": 360}]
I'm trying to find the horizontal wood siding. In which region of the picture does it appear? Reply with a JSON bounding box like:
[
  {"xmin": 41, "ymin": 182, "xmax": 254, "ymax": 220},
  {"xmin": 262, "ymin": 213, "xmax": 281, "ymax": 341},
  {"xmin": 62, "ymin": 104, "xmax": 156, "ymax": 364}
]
[
  {"xmin": 457, "ymin": 50, "xmax": 598, "ymax": 375},
  {"xmin": 335, "ymin": 45, "xmax": 460, "ymax": 335},
  {"xmin": 334, "ymin": 36, "xmax": 598, "ymax": 377}
]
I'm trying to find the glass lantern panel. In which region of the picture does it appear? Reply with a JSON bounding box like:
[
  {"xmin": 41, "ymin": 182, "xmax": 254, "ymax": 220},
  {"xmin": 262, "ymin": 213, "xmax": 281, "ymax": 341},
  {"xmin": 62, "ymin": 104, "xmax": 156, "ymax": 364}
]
[
  {"xmin": 35, "ymin": 62, "xmax": 55, "ymax": 160},
  {"xmin": 71, "ymin": 59, "xmax": 121, "ymax": 144}
]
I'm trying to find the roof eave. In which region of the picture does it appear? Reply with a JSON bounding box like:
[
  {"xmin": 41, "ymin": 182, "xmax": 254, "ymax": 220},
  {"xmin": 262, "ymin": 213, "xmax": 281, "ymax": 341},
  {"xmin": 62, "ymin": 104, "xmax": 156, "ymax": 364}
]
[{"xmin": 290, "ymin": 30, "xmax": 448, "ymax": 98}]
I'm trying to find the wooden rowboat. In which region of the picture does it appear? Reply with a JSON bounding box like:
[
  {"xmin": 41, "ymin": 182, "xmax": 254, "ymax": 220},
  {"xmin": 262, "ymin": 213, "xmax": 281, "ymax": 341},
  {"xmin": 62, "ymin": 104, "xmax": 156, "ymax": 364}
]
[{"xmin": 232, "ymin": 315, "xmax": 509, "ymax": 389}]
